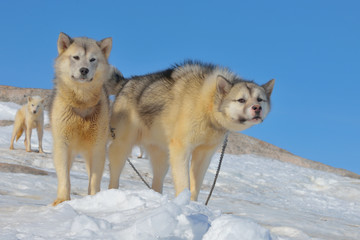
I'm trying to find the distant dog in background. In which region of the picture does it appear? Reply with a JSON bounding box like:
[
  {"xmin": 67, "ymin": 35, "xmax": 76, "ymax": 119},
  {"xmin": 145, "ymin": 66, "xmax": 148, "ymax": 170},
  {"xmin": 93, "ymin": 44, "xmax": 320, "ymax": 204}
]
[
  {"xmin": 108, "ymin": 61, "xmax": 275, "ymax": 201},
  {"xmin": 50, "ymin": 32, "xmax": 113, "ymax": 206},
  {"xmin": 10, "ymin": 96, "xmax": 44, "ymax": 153}
]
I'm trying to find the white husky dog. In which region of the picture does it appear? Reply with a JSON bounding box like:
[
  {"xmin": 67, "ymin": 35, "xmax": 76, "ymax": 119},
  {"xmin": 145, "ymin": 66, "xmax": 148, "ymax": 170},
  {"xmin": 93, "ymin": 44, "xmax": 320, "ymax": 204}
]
[{"xmin": 10, "ymin": 96, "xmax": 45, "ymax": 153}]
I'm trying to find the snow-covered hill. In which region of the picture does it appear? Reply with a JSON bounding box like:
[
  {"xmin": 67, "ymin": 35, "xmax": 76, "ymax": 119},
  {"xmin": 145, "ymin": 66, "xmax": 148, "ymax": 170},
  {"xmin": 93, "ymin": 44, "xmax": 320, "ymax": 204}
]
[{"xmin": 0, "ymin": 101, "xmax": 359, "ymax": 240}]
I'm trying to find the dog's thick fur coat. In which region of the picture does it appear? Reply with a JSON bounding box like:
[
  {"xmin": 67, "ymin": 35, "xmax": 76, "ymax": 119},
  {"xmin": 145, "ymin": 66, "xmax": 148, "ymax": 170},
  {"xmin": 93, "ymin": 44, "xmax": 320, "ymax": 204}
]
[
  {"xmin": 108, "ymin": 61, "xmax": 275, "ymax": 200},
  {"xmin": 50, "ymin": 33, "xmax": 112, "ymax": 206}
]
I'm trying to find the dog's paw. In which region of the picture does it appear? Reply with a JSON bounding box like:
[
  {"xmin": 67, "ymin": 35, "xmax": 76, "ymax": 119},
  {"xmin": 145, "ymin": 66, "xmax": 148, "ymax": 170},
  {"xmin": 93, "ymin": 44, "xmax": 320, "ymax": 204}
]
[{"xmin": 52, "ymin": 198, "xmax": 69, "ymax": 206}]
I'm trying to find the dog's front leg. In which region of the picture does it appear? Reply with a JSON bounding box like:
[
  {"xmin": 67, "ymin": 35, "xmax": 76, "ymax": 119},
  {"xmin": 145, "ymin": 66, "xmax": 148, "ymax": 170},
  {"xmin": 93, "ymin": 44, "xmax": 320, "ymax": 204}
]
[
  {"xmin": 25, "ymin": 127, "xmax": 32, "ymax": 152},
  {"xmin": 169, "ymin": 139, "xmax": 192, "ymax": 197},
  {"xmin": 36, "ymin": 125, "xmax": 44, "ymax": 153},
  {"xmin": 52, "ymin": 141, "xmax": 73, "ymax": 206},
  {"xmin": 85, "ymin": 145, "xmax": 106, "ymax": 195},
  {"xmin": 190, "ymin": 145, "xmax": 217, "ymax": 201}
]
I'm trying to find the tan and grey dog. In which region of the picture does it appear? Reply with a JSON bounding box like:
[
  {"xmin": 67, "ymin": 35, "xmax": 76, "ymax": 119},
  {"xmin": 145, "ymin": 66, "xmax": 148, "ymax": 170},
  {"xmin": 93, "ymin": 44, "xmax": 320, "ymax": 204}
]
[
  {"xmin": 10, "ymin": 96, "xmax": 44, "ymax": 153},
  {"xmin": 50, "ymin": 32, "xmax": 112, "ymax": 206},
  {"xmin": 108, "ymin": 61, "xmax": 275, "ymax": 201}
]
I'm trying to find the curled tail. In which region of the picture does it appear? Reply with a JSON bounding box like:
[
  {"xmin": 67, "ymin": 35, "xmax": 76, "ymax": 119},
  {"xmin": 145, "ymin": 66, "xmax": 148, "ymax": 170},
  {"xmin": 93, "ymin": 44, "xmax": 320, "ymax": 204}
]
[{"xmin": 104, "ymin": 65, "xmax": 127, "ymax": 95}]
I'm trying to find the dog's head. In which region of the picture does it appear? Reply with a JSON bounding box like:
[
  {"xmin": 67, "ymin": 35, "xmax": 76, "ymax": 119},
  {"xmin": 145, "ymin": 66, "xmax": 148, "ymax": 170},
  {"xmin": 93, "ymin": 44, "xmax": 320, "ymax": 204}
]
[
  {"xmin": 215, "ymin": 75, "xmax": 275, "ymax": 132},
  {"xmin": 27, "ymin": 96, "xmax": 44, "ymax": 115},
  {"xmin": 55, "ymin": 32, "xmax": 112, "ymax": 85}
]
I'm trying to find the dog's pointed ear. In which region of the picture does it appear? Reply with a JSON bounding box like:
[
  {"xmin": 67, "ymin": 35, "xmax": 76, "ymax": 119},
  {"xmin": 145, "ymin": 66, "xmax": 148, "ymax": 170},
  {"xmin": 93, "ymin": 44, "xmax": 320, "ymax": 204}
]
[
  {"xmin": 27, "ymin": 96, "xmax": 32, "ymax": 102},
  {"xmin": 216, "ymin": 75, "xmax": 232, "ymax": 95},
  {"xmin": 262, "ymin": 79, "xmax": 275, "ymax": 98},
  {"xmin": 98, "ymin": 37, "xmax": 112, "ymax": 59},
  {"xmin": 57, "ymin": 32, "xmax": 72, "ymax": 55}
]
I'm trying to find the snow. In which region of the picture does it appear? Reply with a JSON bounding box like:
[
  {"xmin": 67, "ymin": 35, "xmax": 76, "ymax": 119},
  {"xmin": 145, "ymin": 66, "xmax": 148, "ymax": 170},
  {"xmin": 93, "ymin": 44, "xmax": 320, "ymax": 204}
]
[
  {"xmin": 0, "ymin": 101, "xmax": 359, "ymax": 240},
  {"xmin": 0, "ymin": 101, "xmax": 21, "ymax": 120}
]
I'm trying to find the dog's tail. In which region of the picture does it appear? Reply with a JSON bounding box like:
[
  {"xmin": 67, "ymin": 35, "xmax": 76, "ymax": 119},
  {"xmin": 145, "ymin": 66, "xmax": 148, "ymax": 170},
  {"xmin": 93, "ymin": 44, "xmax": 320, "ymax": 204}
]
[
  {"xmin": 104, "ymin": 65, "xmax": 127, "ymax": 95},
  {"xmin": 15, "ymin": 128, "xmax": 24, "ymax": 142}
]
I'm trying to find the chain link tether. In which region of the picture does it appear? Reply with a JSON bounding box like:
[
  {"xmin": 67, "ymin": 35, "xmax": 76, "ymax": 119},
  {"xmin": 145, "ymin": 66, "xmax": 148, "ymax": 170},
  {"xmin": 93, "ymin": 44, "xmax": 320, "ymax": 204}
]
[{"xmin": 205, "ymin": 134, "xmax": 228, "ymax": 206}]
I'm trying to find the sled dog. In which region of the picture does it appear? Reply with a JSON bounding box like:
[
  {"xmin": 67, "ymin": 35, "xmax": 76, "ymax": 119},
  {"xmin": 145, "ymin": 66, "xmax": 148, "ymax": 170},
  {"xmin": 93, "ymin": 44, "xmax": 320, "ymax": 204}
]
[
  {"xmin": 10, "ymin": 96, "xmax": 44, "ymax": 153},
  {"xmin": 50, "ymin": 32, "xmax": 112, "ymax": 206},
  {"xmin": 108, "ymin": 61, "xmax": 275, "ymax": 200}
]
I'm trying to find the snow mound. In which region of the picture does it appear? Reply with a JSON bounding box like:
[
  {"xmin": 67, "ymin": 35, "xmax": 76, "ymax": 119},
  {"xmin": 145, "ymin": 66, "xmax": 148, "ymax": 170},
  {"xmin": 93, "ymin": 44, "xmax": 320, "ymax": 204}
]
[{"xmin": 1, "ymin": 189, "xmax": 273, "ymax": 240}]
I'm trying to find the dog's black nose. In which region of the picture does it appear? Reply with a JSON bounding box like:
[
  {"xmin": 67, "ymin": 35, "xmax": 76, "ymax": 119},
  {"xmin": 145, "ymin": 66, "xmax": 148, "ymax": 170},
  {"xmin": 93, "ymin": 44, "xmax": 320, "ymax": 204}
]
[
  {"xmin": 80, "ymin": 68, "xmax": 89, "ymax": 76},
  {"xmin": 252, "ymin": 105, "xmax": 262, "ymax": 114}
]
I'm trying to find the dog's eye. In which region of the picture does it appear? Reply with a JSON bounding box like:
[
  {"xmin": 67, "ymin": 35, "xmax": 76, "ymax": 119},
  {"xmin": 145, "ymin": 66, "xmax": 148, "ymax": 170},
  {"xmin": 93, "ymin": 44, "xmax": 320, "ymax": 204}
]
[
  {"xmin": 90, "ymin": 58, "xmax": 96, "ymax": 62},
  {"xmin": 31, "ymin": 104, "xmax": 34, "ymax": 107},
  {"xmin": 73, "ymin": 56, "xmax": 80, "ymax": 60},
  {"xmin": 237, "ymin": 98, "xmax": 246, "ymax": 103},
  {"xmin": 257, "ymin": 97, "xmax": 267, "ymax": 102}
]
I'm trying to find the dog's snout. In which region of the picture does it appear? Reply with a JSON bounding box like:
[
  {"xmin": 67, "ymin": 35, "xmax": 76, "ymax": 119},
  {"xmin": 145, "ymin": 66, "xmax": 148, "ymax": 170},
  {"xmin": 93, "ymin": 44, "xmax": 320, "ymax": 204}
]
[
  {"xmin": 252, "ymin": 105, "xmax": 262, "ymax": 114},
  {"xmin": 80, "ymin": 67, "xmax": 89, "ymax": 76}
]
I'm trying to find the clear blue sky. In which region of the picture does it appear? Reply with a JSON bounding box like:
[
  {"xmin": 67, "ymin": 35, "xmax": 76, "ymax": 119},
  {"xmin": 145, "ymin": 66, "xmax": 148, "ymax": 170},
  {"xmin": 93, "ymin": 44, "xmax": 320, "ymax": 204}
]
[{"xmin": 0, "ymin": 0, "xmax": 359, "ymax": 174}]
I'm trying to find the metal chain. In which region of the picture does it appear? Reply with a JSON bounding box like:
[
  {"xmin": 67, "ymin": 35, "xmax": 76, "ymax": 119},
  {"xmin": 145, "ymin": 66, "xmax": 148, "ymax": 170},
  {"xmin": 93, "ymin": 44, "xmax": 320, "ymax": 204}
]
[
  {"xmin": 205, "ymin": 134, "xmax": 228, "ymax": 205},
  {"xmin": 127, "ymin": 158, "xmax": 151, "ymax": 189},
  {"xmin": 127, "ymin": 133, "xmax": 228, "ymax": 206}
]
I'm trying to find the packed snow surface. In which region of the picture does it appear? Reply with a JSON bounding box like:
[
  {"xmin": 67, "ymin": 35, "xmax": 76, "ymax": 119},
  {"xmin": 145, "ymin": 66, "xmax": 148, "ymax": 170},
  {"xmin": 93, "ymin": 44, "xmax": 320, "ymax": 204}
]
[{"xmin": 0, "ymin": 101, "xmax": 359, "ymax": 240}]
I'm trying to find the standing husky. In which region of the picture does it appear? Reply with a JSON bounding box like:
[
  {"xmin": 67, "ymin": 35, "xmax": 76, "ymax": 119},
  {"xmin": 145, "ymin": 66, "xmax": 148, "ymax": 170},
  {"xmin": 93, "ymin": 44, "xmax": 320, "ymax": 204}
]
[
  {"xmin": 109, "ymin": 61, "xmax": 275, "ymax": 201},
  {"xmin": 10, "ymin": 96, "xmax": 44, "ymax": 153},
  {"xmin": 50, "ymin": 32, "xmax": 112, "ymax": 206}
]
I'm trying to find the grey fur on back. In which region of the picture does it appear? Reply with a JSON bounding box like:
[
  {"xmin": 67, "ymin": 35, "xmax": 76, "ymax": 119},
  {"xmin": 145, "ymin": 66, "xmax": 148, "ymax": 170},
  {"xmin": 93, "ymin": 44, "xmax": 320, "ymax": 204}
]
[{"xmin": 116, "ymin": 61, "xmax": 248, "ymax": 126}]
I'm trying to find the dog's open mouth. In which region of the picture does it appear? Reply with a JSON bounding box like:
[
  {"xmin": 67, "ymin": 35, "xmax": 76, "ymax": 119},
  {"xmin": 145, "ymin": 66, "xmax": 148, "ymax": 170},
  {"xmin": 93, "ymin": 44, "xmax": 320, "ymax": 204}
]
[
  {"xmin": 238, "ymin": 116, "xmax": 262, "ymax": 124},
  {"xmin": 251, "ymin": 116, "xmax": 262, "ymax": 122},
  {"xmin": 72, "ymin": 76, "xmax": 93, "ymax": 82}
]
